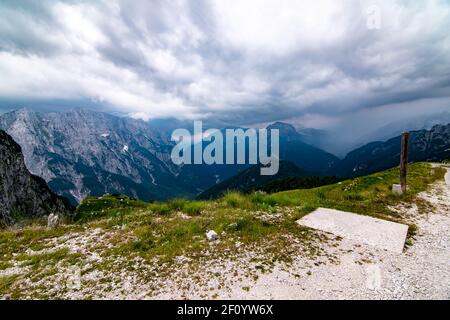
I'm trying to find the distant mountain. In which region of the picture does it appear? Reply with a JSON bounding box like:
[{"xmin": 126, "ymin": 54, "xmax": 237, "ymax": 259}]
[
  {"xmin": 173, "ymin": 122, "xmax": 340, "ymax": 190},
  {"xmin": 197, "ymin": 161, "xmax": 304, "ymax": 199},
  {"xmin": 348, "ymin": 112, "xmax": 450, "ymax": 153},
  {"xmin": 330, "ymin": 123, "xmax": 450, "ymax": 177},
  {"xmin": 178, "ymin": 160, "xmax": 249, "ymax": 193},
  {"xmin": 0, "ymin": 108, "xmax": 190, "ymax": 204},
  {"xmin": 267, "ymin": 122, "xmax": 340, "ymax": 174},
  {"xmin": 0, "ymin": 109, "xmax": 341, "ymax": 203},
  {"xmin": 0, "ymin": 130, "xmax": 72, "ymax": 226},
  {"xmin": 294, "ymin": 126, "xmax": 330, "ymax": 150}
]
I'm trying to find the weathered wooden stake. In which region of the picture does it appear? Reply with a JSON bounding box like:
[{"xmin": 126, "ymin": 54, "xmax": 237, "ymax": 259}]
[{"xmin": 400, "ymin": 131, "xmax": 410, "ymax": 193}]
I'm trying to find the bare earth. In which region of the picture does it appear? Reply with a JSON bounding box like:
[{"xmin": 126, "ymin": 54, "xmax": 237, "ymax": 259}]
[{"xmin": 2, "ymin": 168, "xmax": 449, "ymax": 300}]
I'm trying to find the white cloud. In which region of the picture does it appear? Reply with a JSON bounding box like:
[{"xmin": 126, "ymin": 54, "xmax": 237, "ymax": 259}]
[
  {"xmin": 211, "ymin": 0, "xmax": 351, "ymax": 55},
  {"xmin": 0, "ymin": 0, "xmax": 449, "ymax": 132}
]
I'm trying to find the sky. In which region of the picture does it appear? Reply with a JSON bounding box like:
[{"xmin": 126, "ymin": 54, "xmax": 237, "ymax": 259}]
[{"xmin": 0, "ymin": 0, "xmax": 450, "ymax": 142}]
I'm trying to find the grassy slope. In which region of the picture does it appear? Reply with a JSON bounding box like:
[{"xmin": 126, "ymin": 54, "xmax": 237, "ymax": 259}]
[{"xmin": 0, "ymin": 162, "xmax": 446, "ymax": 298}]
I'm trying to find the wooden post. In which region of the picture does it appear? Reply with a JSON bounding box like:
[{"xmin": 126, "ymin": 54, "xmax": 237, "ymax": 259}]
[{"xmin": 400, "ymin": 131, "xmax": 409, "ymax": 193}]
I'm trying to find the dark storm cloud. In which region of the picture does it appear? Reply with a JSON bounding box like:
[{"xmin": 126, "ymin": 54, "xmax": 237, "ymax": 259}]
[{"xmin": 0, "ymin": 0, "xmax": 449, "ymax": 131}]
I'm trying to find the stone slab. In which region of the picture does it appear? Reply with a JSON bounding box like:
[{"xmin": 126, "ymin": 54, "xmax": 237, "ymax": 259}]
[{"xmin": 297, "ymin": 208, "xmax": 409, "ymax": 254}]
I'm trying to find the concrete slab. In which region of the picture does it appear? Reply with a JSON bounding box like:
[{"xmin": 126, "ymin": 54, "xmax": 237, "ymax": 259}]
[{"xmin": 297, "ymin": 208, "xmax": 409, "ymax": 254}]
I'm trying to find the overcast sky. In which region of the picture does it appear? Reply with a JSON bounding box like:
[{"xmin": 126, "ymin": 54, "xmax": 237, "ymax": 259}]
[{"xmin": 0, "ymin": 0, "xmax": 449, "ymax": 134}]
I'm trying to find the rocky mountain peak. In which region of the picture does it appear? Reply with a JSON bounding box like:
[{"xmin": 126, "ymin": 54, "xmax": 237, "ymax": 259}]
[
  {"xmin": 0, "ymin": 130, "xmax": 73, "ymax": 226},
  {"xmin": 266, "ymin": 122, "xmax": 299, "ymax": 138}
]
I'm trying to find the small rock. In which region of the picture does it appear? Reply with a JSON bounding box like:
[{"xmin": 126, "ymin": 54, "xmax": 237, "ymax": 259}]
[
  {"xmin": 47, "ymin": 213, "xmax": 59, "ymax": 229},
  {"xmin": 392, "ymin": 184, "xmax": 403, "ymax": 195},
  {"xmin": 206, "ymin": 230, "xmax": 219, "ymax": 242}
]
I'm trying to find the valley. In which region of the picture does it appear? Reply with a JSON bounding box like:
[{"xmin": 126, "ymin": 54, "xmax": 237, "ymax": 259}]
[{"xmin": 1, "ymin": 109, "xmax": 449, "ymax": 207}]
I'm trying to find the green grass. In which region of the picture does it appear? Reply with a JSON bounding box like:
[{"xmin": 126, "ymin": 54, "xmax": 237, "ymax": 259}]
[
  {"xmin": 167, "ymin": 198, "xmax": 188, "ymax": 211},
  {"xmin": 153, "ymin": 199, "xmax": 207, "ymax": 216},
  {"xmin": 0, "ymin": 261, "xmax": 12, "ymax": 270},
  {"xmin": 75, "ymin": 194, "xmax": 150, "ymax": 222},
  {"xmin": 0, "ymin": 274, "xmax": 19, "ymax": 296},
  {"xmin": 76, "ymin": 195, "xmax": 209, "ymax": 221},
  {"xmin": 266, "ymin": 163, "xmax": 444, "ymax": 221},
  {"xmin": 105, "ymin": 164, "xmax": 444, "ymax": 264},
  {"xmin": 0, "ymin": 225, "xmax": 76, "ymax": 262},
  {"xmin": 212, "ymin": 163, "xmax": 444, "ymax": 224},
  {"xmin": 183, "ymin": 201, "xmax": 207, "ymax": 216},
  {"xmin": 110, "ymin": 206, "xmax": 287, "ymax": 265},
  {"xmin": 148, "ymin": 203, "xmax": 171, "ymax": 215},
  {"xmin": 221, "ymin": 191, "xmax": 253, "ymax": 209},
  {"xmin": 43, "ymin": 163, "xmax": 450, "ymax": 264},
  {"xmin": 16, "ymin": 248, "xmax": 81, "ymax": 270}
]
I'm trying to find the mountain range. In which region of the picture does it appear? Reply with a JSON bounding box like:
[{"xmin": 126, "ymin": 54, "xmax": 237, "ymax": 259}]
[
  {"xmin": 1, "ymin": 108, "xmax": 449, "ymax": 204},
  {"xmin": 289, "ymin": 112, "xmax": 450, "ymax": 157},
  {"xmin": 331, "ymin": 123, "xmax": 450, "ymax": 177},
  {"xmin": 0, "ymin": 109, "xmax": 338, "ymax": 204},
  {"xmin": 0, "ymin": 108, "xmax": 189, "ymax": 204}
]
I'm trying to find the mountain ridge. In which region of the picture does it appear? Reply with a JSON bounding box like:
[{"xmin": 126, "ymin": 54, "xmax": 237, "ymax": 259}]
[
  {"xmin": 0, "ymin": 129, "xmax": 73, "ymax": 226},
  {"xmin": 0, "ymin": 108, "xmax": 188, "ymax": 204},
  {"xmin": 0, "ymin": 108, "xmax": 340, "ymax": 203},
  {"xmin": 331, "ymin": 123, "xmax": 450, "ymax": 177},
  {"xmin": 4, "ymin": 108, "xmax": 447, "ymax": 203}
]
